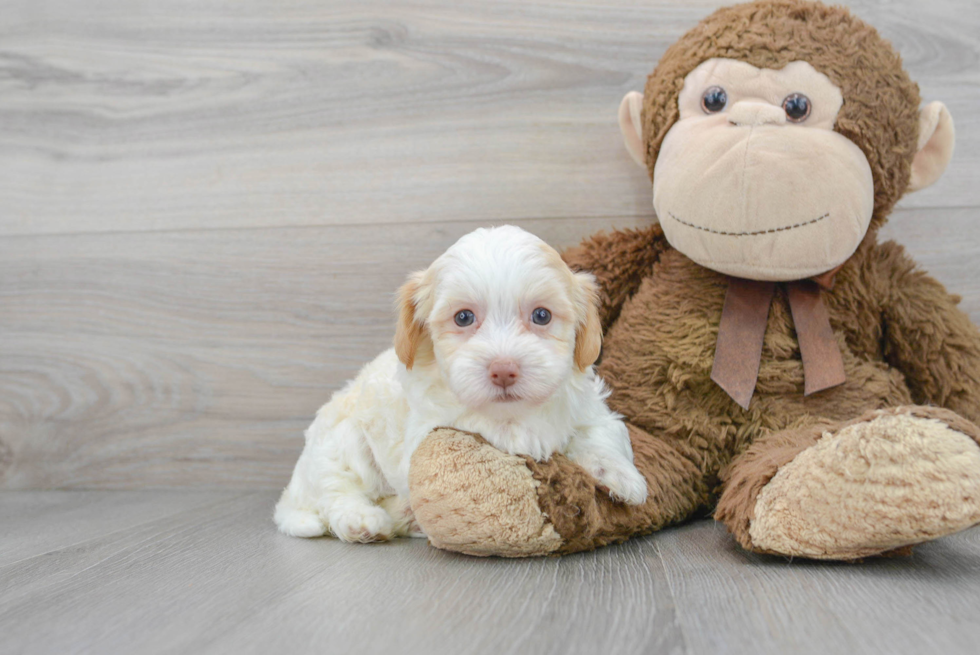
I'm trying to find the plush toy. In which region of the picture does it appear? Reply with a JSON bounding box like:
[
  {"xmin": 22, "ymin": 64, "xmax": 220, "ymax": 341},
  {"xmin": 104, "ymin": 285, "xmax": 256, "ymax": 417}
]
[{"xmin": 405, "ymin": 0, "xmax": 980, "ymax": 559}]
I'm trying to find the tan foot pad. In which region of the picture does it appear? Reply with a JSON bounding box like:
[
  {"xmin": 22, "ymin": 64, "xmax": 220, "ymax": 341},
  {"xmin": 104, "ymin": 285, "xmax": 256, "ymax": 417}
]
[
  {"xmin": 409, "ymin": 428, "xmax": 562, "ymax": 557},
  {"xmin": 749, "ymin": 410, "xmax": 980, "ymax": 559}
]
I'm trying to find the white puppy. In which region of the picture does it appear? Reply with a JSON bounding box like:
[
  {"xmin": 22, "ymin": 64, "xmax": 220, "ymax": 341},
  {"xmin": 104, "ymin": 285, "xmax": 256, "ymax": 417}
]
[{"xmin": 274, "ymin": 225, "xmax": 647, "ymax": 542}]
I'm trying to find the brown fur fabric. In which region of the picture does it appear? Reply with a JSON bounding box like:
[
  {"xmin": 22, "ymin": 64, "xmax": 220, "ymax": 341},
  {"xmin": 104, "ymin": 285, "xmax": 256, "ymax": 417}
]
[
  {"xmin": 578, "ymin": 230, "xmax": 980, "ymax": 549},
  {"xmin": 877, "ymin": 242, "xmax": 980, "ymax": 425},
  {"xmin": 714, "ymin": 405, "xmax": 980, "ymax": 553},
  {"xmin": 714, "ymin": 417, "xmax": 834, "ymax": 553},
  {"xmin": 532, "ymin": 216, "xmax": 980, "ymax": 556},
  {"xmin": 408, "ymin": 0, "xmax": 980, "ymax": 560},
  {"xmin": 524, "ymin": 424, "xmax": 708, "ymax": 554},
  {"xmin": 641, "ymin": 0, "xmax": 921, "ymax": 227},
  {"xmin": 562, "ymin": 224, "xmax": 670, "ymax": 332}
]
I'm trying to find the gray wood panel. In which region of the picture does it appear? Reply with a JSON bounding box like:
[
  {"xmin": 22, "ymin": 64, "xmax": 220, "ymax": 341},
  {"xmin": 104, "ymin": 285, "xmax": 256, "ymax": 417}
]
[
  {"xmin": 2, "ymin": 490, "xmax": 979, "ymax": 655},
  {"xmin": 656, "ymin": 520, "xmax": 980, "ymax": 655},
  {"xmin": 2, "ymin": 209, "xmax": 977, "ymax": 490},
  {"xmin": 3, "ymin": 2, "xmax": 980, "ymax": 651},
  {"xmin": 0, "ymin": 491, "xmax": 683, "ymax": 655},
  {"xmin": 0, "ymin": 208, "xmax": 976, "ymax": 490},
  {"xmin": 0, "ymin": 0, "xmax": 977, "ymax": 238},
  {"xmin": 0, "ymin": 216, "xmax": 648, "ymax": 489},
  {"xmin": 0, "ymin": 490, "xmax": 236, "ymax": 567},
  {"xmin": 2, "ymin": 0, "xmax": 980, "ymax": 491},
  {"xmin": 879, "ymin": 207, "xmax": 980, "ymax": 309}
]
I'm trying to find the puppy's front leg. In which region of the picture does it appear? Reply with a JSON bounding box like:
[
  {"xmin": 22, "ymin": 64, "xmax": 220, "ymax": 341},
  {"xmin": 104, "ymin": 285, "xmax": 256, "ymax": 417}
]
[
  {"xmin": 393, "ymin": 417, "xmax": 443, "ymax": 499},
  {"xmin": 566, "ymin": 417, "xmax": 648, "ymax": 505}
]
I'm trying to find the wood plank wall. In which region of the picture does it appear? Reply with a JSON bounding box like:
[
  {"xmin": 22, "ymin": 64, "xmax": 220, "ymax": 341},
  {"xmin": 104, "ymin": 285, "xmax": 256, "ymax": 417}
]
[{"xmin": 2, "ymin": 0, "xmax": 978, "ymax": 489}]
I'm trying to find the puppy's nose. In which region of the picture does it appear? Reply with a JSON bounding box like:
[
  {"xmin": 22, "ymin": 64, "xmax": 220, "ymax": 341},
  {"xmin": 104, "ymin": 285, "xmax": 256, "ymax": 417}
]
[{"xmin": 489, "ymin": 359, "xmax": 520, "ymax": 388}]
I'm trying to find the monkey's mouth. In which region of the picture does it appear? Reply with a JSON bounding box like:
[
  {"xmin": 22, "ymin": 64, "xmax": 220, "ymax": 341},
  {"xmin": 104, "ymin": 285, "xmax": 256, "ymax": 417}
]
[{"xmin": 666, "ymin": 211, "xmax": 830, "ymax": 237}]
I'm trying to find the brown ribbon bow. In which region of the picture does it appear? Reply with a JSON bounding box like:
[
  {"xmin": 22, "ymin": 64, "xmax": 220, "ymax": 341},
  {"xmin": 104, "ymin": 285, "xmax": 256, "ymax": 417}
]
[{"xmin": 710, "ymin": 270, "xmax": 846, "ymax": 410}]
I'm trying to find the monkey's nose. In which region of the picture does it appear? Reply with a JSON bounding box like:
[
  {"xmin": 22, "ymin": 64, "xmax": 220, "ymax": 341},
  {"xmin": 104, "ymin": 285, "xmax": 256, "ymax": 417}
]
[
  {"xmin": 728, "ymin": 101, "xmax": 786, "ymax": 127},
  {"xmin": 489, "ymin": 359, "xmax": 520, "ymax": 388}
]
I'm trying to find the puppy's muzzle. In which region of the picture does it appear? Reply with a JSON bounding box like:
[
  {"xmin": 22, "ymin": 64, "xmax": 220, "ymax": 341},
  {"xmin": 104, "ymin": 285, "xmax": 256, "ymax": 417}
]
[{"xmin": 489, "ymin": 359, "xmax": 520, "ymax": 389}]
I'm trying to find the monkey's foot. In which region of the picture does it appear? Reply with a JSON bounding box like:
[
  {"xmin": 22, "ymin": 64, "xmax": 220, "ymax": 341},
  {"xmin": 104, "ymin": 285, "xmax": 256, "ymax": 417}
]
[{"xmin": 748, "ymin": 407, "xmax": 980, "ymax": 560}]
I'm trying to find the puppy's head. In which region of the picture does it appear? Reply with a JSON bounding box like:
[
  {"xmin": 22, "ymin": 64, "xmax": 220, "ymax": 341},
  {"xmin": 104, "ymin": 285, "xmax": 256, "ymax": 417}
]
[{"xmin": 394, "ymin": 226, "xmax": 601, "ymax": 410}]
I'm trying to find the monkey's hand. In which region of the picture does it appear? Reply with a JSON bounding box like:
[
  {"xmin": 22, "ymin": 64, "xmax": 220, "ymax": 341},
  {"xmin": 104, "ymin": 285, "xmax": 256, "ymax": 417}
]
[{"xmin": 408, "ymin": 424, "xmax": 706, "ymax": 557}]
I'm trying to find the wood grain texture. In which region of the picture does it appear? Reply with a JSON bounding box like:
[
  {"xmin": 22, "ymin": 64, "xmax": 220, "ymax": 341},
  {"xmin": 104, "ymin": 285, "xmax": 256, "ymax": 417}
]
[
  {"xmin": 2, "ymin": 490, "xmax": 979, "ymax": 655},
  {"xmin": 879, "ymin": 207, "xmax": 980, "ymax": 312},
  {"xmin": 0, "ymin": 216, "xmax": 649, "ymax": 489},
  {"xmin": 656, "ymin": 519, "xmax": 980, "ymax": 655},
  {"xmin": 0, "ymin": 0, "xmax": 978, "ymax": 238},
  {"xmin": 1, "ymin": 0, "xmax": 979, "ymax": 490},
  {"xmin": 0, "ymin": 491, "xmax": 683, "ymax": 655},
  {"xmin": 2, "ymin": 2, "xmax": 980, "ymax": 651},
  {"xmin": 0, "ymin": 490, "xmax": 237, "ymax": 567},
  {"xmin": 2, "ymin": 208, "xmax": 978, "ymax": 490}
]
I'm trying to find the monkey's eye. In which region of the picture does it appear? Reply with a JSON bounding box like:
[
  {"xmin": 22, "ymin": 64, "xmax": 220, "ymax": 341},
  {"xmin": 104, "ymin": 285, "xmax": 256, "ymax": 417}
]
[
  {"xmin": 782, "ymin": 93, "xmax": 811, "ymax": 122},
  {"xmin": 454, "ymin": 310, "xmax": 475, "ymax": 327},
  {"xmin": 531, "ymin": 308, "xmax": 552, "ymax": 326},
  {"xmin": 701, "ymin": 86, "xmax": 728, "ymax": 114}
]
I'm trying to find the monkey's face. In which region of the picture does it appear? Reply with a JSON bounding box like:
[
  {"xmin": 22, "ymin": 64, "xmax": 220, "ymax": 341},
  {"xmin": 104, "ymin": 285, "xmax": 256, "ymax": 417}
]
[{"xmin": 651, "ymin": 59, "xmax": 874, "ymax": 281}]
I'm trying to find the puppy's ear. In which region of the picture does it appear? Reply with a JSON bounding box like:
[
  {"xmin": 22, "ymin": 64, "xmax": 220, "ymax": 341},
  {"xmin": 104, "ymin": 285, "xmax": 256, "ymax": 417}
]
[
  {"xmin": 394, "ymin": 271, "xmax": 429, "ymax": 369},
  {"xmin": 573, "ymin": 272, "xmax": 602, "ymax": 371}
]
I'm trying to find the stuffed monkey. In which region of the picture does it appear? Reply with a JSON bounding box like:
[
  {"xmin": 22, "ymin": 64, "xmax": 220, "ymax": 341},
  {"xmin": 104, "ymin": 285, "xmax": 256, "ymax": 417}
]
[{"xmin": 406, "ymin": 0, "xmax": 980, "ymax": 559}]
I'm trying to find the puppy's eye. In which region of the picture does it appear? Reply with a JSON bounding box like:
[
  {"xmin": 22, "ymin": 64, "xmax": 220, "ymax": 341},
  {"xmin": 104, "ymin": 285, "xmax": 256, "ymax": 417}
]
[
  {"xmin": 701, "ymin": 86, "xmax": 727, "ymax": 114},
  {"xmin": 782, "ymin": 93, "xmax": 811, "ymax": 122},
  {"xmin": 531, "ymin": 308, "xmax": 551, "ymax": 326},
  {"xmin": 454, "ymin": 310, "xmax": 475, "ymax": 327}
]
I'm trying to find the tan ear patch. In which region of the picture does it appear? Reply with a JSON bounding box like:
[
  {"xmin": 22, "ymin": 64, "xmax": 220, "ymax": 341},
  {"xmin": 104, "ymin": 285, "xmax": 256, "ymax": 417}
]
[
  {"xmin": 536, "ymin": 243, "xmax": 603, "ymax": 371},
  {"xmin": 574, "ymin": 272, "xmax": 602, "ymax": 371},
  {"xmin": 394, "ymin": 272, "xmax": 428, "ymax": 369}
]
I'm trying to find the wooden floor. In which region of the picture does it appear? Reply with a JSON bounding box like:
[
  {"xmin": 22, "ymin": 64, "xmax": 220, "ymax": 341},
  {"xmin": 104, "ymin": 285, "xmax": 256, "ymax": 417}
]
[
  {"xmin": 3, "ymin": 0, "xmax": 980, "ymax": 653},
  {"xmin": 1, "ymin": 491, "xmax": 978, "ymax": 655}
]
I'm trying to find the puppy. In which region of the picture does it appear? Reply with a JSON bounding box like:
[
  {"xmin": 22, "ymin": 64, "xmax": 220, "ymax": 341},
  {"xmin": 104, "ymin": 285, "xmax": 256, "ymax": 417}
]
[{"xmin": 274, "ymin": 225, "xmax": 647, "ymax": 542}]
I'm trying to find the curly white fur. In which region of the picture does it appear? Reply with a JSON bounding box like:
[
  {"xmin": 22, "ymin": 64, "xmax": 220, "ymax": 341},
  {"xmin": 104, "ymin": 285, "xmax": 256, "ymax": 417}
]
[{"xmin": 274, "ymin": 226, "xmax": 647, "ymax": 542}]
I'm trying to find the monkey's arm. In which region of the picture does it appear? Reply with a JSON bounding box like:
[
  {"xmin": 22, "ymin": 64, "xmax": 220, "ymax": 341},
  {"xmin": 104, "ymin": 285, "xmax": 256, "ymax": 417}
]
[
  {"xmin": 562, "ymin": 223, "xmax": 670, "ymax": 333},
  {"xmin": 876, "ymin": 240, "xmax": 980, "ymax": 424},
  {"xmin": 408, "ymin": 423, "xmax": 709, "ymax": 556}
]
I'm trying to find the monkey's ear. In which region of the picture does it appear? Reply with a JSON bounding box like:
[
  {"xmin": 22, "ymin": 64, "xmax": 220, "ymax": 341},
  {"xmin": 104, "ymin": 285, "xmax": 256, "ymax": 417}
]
[
  {"xmin": 618, "ymin": 91, "xmax": 646, "ymax": 168},
  {"xmin": 394, "ymin": 272, "xmax": 429, "ymax": 369},
  {"xmin": 573, "ymin": 272, "xmax": 603, "ymax": 371},
  {"xmin": 908, "ymin": 101, "xmax": 955, "ymax": 192}
]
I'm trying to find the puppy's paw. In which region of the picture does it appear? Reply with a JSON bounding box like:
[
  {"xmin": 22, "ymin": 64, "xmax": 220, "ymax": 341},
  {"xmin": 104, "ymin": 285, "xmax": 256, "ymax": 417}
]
[
  {"xmin": 592, "ymin": 460, "xmax": 649, "ymax": 506},
  {"xmin": 379, "ymin": 495, "xmax": 426, "ymax": 539},
  {"xmin": 274, "ymin": 504, "xmax": 328, "ymax": 538},
  {"xmin": 328, "ymin": 504, "xmax": 394, "ymax": 543}
]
